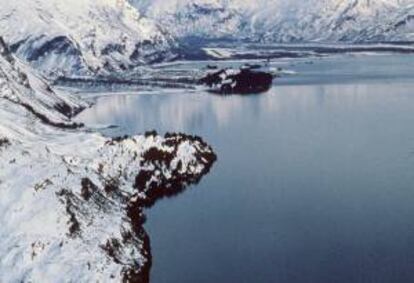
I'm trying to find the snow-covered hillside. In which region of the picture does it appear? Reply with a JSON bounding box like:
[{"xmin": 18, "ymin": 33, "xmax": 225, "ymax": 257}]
[
  {"xmin": 0, "ymin": 0, "xmax": 175, "ymax": 77},
  {"xmin": 0, "ymin": 38, "xmax": 216, "ymax": 282},
  {"xmin": 137, "ymin": 0, "xmax": 414, "ymax": 43},
  {"xmin": 1, "ymin": 0, "xmax": 414, "ymax": 77}
]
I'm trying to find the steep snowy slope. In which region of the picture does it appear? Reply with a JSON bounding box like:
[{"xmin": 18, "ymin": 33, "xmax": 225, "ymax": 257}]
[
  {"xmin": 0, "ymin": 38, "xmax": 216, "ymax": 282},
  {"xmin": 0, "ymin": 0, "xmax": 175, "ymax": 77},
  {"xmin": 133, "ymin": 0, "xmax": 243, "ymax": 40},
  {"xmin": 0, "ymin": 38, "xmax": 88, "ymax": 127},
  {"xmin": 138, "ymin": 0, "xmax": 414, "ymax": 43},
  {"xmin": 2, "ymin": 0, "xmax": 414, "ymax": 77}
]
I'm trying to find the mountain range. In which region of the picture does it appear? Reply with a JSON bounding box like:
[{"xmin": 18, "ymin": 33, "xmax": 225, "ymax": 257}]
[
  {"xmin": 0, "ymin": 0, "xmax": 175, "ymax": 77},
  {"xmin": 1, "ymin": 0, "xmax": 414, "ymax": 76},
  {"xmin": 138, "ymin": 0, "xmax": 414, "ymax": 43}
]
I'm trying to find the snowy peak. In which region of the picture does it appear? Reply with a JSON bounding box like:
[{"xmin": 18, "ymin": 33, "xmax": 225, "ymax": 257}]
[
  {"xmin": 142, "ymin": 0, "xmax": 244, "ymax": 39},
  {"xmin": 0, "ymin": 0, "xmax": 175, "ymax": 77},
  {"xmin": 2, "ymin": 0, "xmax": 414, "ymax": 76},
  {"xmin": 136, "ymin": 0, "xmax": 414, "ymax": 43}
]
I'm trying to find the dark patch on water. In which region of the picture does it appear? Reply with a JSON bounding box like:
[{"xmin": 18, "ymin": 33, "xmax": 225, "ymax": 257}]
[{"xmin": 200, "ymin": 68, "xmax": 273, "ymax": 94}]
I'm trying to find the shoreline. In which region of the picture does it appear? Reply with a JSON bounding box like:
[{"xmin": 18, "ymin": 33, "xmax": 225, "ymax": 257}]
[{"xmin": 0, "ymin": 39, "xmax": 216, "ymax": 282}]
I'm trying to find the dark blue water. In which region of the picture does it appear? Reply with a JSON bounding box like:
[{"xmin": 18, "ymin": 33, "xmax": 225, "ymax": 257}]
[{"xmin": 78, "ymin": 54, "xmax": 414, "ymax": 283}]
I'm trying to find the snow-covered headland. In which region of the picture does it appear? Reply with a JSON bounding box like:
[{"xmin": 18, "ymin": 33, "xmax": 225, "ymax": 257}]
[{"xmin": 0, "ymin": 38, "xmax": 216, "ymax": 282}]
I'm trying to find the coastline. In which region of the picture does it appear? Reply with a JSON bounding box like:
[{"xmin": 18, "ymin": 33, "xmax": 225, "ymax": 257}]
[{"xmin": 0, "ymin": 39, "xmax": 216, "ymax": 282}]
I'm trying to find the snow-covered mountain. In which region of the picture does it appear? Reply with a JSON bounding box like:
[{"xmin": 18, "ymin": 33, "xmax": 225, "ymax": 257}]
[
  {"xmin": 137, "ymin": 0, "xmax": 414, "ymax": 43},
  {"xmin": 1, "ymin": 0, "xmax": 414, "ymax": 77},
  {"xmin": 0, "ymin": 0, "xmax": 176, "ymax": 77},
  {"xmin": 0, "ymin": 38, "xmax": 216, "ymax": 282}
]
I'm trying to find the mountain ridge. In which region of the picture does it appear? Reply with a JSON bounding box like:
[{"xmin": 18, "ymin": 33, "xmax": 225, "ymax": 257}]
[
  {"xmin": 1, "ymin": 0, "xmax": 414, "ymax": 76},
  {"xmin": 136, "ymin": 0, "xmax": 414, "ymax": 43},
  {"xmin": 0, "ymin": 0, "xmax": 176, "ymax": 77}
]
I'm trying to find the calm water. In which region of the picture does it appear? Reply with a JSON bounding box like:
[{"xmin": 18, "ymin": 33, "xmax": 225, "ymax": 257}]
[{"xmin": 77, "ymin": 54, "xmax": 414, "ymax": 283}]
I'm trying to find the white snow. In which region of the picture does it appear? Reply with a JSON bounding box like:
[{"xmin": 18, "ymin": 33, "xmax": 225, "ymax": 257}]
[
  {"xmin": 0, "ymin": 0, "xmax": 175, "ymax": 77},
  {"xmin": 135, "ymin": 0, "xmax": 414, "ymax": 43},
  {"xmin": 203, "ymin": 48, "xmax": 233, "ymax": 59},
  {"xmin": 1, "ymin": 0, "xmax": 414, "ymax": 76},
  {"xmin": 0, "ymin": 39, "xmax": 215, "ymax": 282}
]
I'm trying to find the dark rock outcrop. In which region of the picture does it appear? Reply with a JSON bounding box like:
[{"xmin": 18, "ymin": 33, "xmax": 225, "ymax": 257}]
[{"xmin": 200, "ymin": 67, "xmax": 273, "ymax": 95}]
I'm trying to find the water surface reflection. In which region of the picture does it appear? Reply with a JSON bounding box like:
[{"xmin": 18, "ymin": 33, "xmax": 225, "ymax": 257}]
[{"xmin": 77, "ymin": 55, "xmax": 414, "ymax": 283}]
